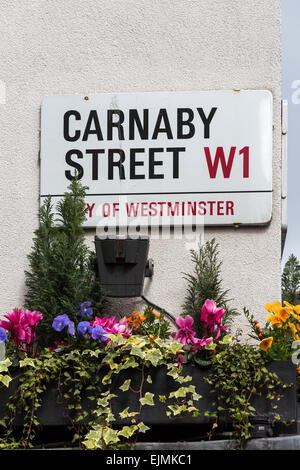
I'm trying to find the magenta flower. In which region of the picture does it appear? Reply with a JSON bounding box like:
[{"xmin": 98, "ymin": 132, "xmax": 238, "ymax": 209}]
[
  {"xmin": 201, "ymin": 299, "xmax": 227, "ymax": 339},
  {"xmin": 24, "ymin": 310, "xmax": 43, "ymax": 327},
  {"xmin": 92, "ymin": 316, "xmax": 131, "ymax": 339},
  {"xmin": 192, "ymin": 336, "xmax": 213, "ymax": 351},
  {"xmin": 171, "ymin": 316, "xmax": 197, "ymax": 345},
  {"xmin": 0, "ymin": 308, "xmax": 42, "ymax": 347},
  {"xmin": 0, "ymin": 309, "xmax": 28, "ymax": 345}
]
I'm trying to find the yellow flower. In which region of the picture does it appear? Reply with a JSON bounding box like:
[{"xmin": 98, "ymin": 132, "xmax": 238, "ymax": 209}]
[
  {"xmin": 283, "ymin": 301, "xmax": 300, "ymax": 315},
  {"xmin": 266, "ymin": 302, "xmax": 290, "ymax": 328},
  {"xmin": 279, "ymin": 308, "xmax": 291, "ymax": 322},
  {"xmin": 266, "ymin": 314, "xmax": 283, "ymax": 328},
  {"xmin": 288, "ymin": 322, "xmax": 300, "ymax": 340},
  {"xmin": 265, "ymin": 301, "xmax": 282, "ymax": 314},
  {"xmin": 292, "ymin": 312, "xmax": 300, "ymax": 323},
  {"xmin": 259, "ymin": 337, "xmax": 273, "ymax": 351}
]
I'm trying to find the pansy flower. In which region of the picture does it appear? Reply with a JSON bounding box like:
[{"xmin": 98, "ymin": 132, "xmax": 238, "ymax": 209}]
[
  {"xmin": 80, "ymin": 301, "xmax": 93, "ymax": 317},
  {"xmin": 77, "ymin": 321, "xmax": 93, "ymax": 337}
]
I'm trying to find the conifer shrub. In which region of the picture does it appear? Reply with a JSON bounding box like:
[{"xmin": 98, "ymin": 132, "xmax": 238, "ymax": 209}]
[
  {"xmin": 182, "ymin": 238, "xmax": 238, "ymax": 337},
  {"xmin": 24, "ymin": 179, "xmax": 106, "ymax": 347}
]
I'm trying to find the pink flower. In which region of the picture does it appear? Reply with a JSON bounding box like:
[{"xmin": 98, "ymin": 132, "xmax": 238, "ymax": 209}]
[
  {"xmin": 0, "ymin": 308, "xmax": 42, "ymax": 347},
  {"xmin": 0, "ymin": 309, "xmax": 29, "ymax": 345},
  {"xmin": 171, "ymin": 316, "xmax": 197, "ymax": 345},
  {"xmin": 201, "ymin": 300, "xmax": 227, "ymax": 339},
  {"xmin": 24, "ymin": 310, "xmax": 43, "ymax": 327},
  {"xmin": 192, "ymin": 336, "xmax": 213, "ymax": 351},
  {"xmin": 92, "ymin": 316, "xmax": 132, "ymax": 339}
]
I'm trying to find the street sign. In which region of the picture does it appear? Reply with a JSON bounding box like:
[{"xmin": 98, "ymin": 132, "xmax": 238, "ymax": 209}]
[{"xmin": 40, "ymin": 90, "xmax": 273, "ymax": 227}]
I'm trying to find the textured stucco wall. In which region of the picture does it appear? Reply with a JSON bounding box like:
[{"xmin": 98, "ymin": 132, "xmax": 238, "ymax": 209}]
[{"xmin": 0, "ymin": 0, "xmax": 281, "ymax": 337}]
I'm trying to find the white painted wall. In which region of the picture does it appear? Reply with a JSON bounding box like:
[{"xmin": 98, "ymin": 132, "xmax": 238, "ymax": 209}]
[{"xmin": 0, "ymin": 0, "xmax": 281, "ymax": 337}]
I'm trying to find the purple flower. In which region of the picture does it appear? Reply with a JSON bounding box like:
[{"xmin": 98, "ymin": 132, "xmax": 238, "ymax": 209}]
[
  {"xmin": 67, "ymin": 321, "xmax": 76, "ymax": 338},
  {"xmin": 91, "ymin": 325, "xmax": 108, "ymax": 343},
  {"xmin": 201, "ymin": 300, "xmax": 227, "ymax": 339},
  {"xmin": 52, "ymin": 314, "xmax": 71, "ymax": 332},
  {"xmin": 77, "ymin": 321, "xmax": 93, "ymax": 337},
  {"xmin": 80, "ymin": 301, "xmax": 93, "ymax": 317},
  {"xmin": 171, "ymin": 316, "xmax": 197, "ymax": 345},
  {"xmin": 0, "ymin": 327, "xmax": 8, "ymax": 343}
]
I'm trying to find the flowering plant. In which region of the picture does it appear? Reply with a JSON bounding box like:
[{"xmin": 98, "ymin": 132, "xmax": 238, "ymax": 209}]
[
  {"xmin": 0, "ymin": 298, "xmax": 230, "ymax": 367},
  {"xmin": 244, "ymin": 301, "xmax": 300, "ymax": 361},
  {"xmin": 0, "ymin": 298, "xmax": 293, "ymax": 451},
  {"xmin": 172, "ymin": 305, "xmax": 231, "ymax": 367},
  {"xmin": 0, "ymin": 308, "xmax": 42, "ymax": 357}
]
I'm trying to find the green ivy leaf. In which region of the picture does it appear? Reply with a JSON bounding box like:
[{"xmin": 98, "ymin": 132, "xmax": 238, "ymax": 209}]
[
  {"xmin": 118, "ymin": 425, "xmax": 138, "ymax": 439},
  {"xmin": 0, "ymin": 358, "xmax": 11, "ymax": 372},
  {"xmin": 168, "ymin": 404, "xmax": 186, "ymax": 416},
  {"xmin": 119, "ymin": 407, "xmax": 139, "ymax": 419},
  {"xmin": 119, "ymin": 379, "xmax": 131, "ymax": 392},
  {"xmin": 169, "ymin": 387, "xmax": 188, "ymax": 398},
  {"xmin": 0, "ymin": 375, "xmax": 11, "ymax": 387},
  {"xmin": 137, "ymin": 422, "xmax": 150, "ymax": 433},
  {"xmin": 130, "ymin": 346, "xmax": 146, "ymax": 360},
  {"xmin": 147, "ymin": 349, "xmax": 163, "ymax": 366},
  {"xmin": 140, "ymin": 392, "xmax": 155, "ymax": 406},
  {"xmin": 119, "ymin": 357, "xmax": 139, "ymax": 370},
  {"xmin": 219, "ymin": 335, "xmax": 232, "ymax": 345},
  {"xmin": 19, "ymin": 358, "xmax": 36, "ymax": 369},
  {"xmin": 168, "ymin": 342, "xmax": 183, "ymax": 354},
  {"xmin": 103, "ymin": 427, "xmax": 120, "ymax": 445}
]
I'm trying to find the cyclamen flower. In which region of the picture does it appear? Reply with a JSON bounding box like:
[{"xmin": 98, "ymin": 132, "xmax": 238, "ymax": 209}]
[
  {"xmin": 80, "ymin": 301, "xmax": 93, "ymax": 317},
  {"xmin": 92, "ymin": 316, "xmax": 132, "ymax": 339},
  {"xmin": 24, "ymin": 310, "xmax": 43, "ymax": 327},
  {"xmin": 0, "ymin": 308, "xmax": 41, "ymax": 346},
  {"xmin": 0, "ymin": 327, "xmax": 8, "ymax": 343},
  {"xmin": 201, "ymin": 300, "xmax": 227, "ymax": 339},
  {"xmin": 171, "ymin": 316, "xmax": 197, "ymax": 345},
  {"xmin": 192, "ymin": 336, "xmax": 213, "ymax": 351}
]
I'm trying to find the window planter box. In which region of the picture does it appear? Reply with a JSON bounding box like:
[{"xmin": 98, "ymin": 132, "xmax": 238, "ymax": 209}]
[{"xmin": 0, "ymin": 360, "xmax": 296, "ymax": 444}]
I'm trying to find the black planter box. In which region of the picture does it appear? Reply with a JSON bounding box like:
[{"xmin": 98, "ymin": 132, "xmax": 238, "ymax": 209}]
[{"xmin": 0, "ymin": 361, "xmax": 297, "ymax": 443}]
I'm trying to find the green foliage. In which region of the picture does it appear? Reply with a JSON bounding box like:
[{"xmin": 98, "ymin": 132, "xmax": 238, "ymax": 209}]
[
  {"xmin": 0, "ymin": 336, "xmax": 203, "ymax": 450},
  {"xmin": 182, "ymin": 238, "xmax": 238, "ymax": 337},
  {"xmin": 205, "ymin": 341, "xmax": 290, "ymax": 448},
  {"xmin": 0, "ymin": 359, "xmax": 12, "ymax": 388},
  {"xmin": 137, "ymin": 305, "xmax": 171, "ymax": 340},
  {"xmin": 0, "ymin": 334, "xmax": 291, "ymax": 449},
  {"xmin": 24, "ymin": 179, "xmax": 107, "ymax": 347},
  {"xmin": 282, "ymin": 254, "xmax": 300, "ymax": 304}
]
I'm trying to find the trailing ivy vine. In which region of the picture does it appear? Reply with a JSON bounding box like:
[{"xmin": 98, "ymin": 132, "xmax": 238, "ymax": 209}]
[
  {"xmin": 205, "ymin": 337, "xmax": 292, "ymax": 449},
  {"xmin": 0, "ymin": 334, "xmax": 203, "ymax": 449}
]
